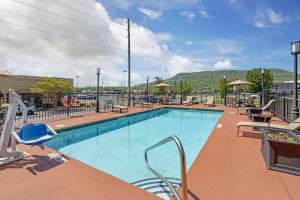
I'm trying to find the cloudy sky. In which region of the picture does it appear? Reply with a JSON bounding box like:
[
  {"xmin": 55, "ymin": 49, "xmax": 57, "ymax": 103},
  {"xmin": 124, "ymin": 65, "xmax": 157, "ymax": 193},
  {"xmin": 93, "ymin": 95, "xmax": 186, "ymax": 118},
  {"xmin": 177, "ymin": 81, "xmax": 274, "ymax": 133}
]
[{"xmin": 0, "ymin": 0, "xmax": 299, "ymax": 86}]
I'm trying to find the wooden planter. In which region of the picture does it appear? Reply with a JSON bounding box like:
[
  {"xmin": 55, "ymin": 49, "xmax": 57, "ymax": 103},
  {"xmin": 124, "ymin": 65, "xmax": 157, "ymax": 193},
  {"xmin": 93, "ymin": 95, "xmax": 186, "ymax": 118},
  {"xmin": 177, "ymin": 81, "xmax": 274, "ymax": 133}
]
[{"xmin": 261, "ymin": 129, "xmax": 300, "ymax": 176}]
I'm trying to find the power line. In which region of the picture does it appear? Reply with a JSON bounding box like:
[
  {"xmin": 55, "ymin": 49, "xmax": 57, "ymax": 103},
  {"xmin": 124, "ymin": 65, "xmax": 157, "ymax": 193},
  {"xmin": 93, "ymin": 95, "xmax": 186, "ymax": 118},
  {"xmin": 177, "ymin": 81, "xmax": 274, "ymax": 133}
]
[
  {"xmin": 10, "ymin": 0, "xmax": 127, "ymax": 36},
  {"xmin": 70, "ymin": 0, "xmax": 97, "ymax": 11},
  {"xmin": 0, "ymin": 8, "xmax": 127, "ymax": 39},
  {"xmin": 45, "ymin": 0, "xmax": 128, "ymax": 33},
  {"xmin": 0, "ymin": 18, "xmax": 127, "ymax": 54}
]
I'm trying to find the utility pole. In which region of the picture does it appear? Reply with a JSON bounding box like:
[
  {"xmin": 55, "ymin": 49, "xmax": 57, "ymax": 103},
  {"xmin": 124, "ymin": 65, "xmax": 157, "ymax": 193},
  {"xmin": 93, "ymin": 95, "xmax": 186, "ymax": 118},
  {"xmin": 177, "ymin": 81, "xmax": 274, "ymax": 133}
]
[{"xmin": 127, "ymin": 18, "xmax": 131, "ymax": 107}]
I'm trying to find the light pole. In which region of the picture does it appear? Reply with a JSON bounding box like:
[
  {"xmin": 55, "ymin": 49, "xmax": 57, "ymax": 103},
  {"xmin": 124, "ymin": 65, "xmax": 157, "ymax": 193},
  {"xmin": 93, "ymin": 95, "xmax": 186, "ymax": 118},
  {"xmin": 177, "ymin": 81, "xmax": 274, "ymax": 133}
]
[
  {"xmin": 261, "ymin": 68, "xmax": 265, "ymax": 107},
  {"xmin": 180, "ymin": 77, "xmax": 183, "ymax": 104},
  {"xmin": 76, "ymin": 75, "xmax": 79, "ymax": 92},
  {"xmin": 291, "ymin": 40, "xmax": 300, "ymax": 120},
  {"xmin": 96, "ymin": 68, "xmax": 100, "ymax": 113},
  {"xmin": 224, "ymin": 74, "xmax": 227, "ymax": 106},
  {"xmin": 146, "ymin": 76, "xmax": 149, "ymax": 102},
  {"xmin": 123, "ymin": 70, "xmax": 127, "ymax": 92}
]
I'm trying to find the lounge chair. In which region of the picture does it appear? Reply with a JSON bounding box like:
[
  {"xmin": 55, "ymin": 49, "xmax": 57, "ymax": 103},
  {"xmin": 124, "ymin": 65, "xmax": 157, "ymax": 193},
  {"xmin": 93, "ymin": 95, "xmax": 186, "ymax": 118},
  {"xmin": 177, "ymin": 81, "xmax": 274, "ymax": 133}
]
[
  {"xmin": 136, "ymin": 100, "xmax": 153, "ymax": 108},
  {"xmin": 236, "ymin": 100, "xmax": 275, "ymax": 115},
  {"xmin": 183, "ymin": 96, "xmax": 193, "ymax": 106},
  {"xmin": 113, "ymin": 105, "xmax": 128, "ymax": 113},
  {"xmin": 236, "ymin": 116, "xmax": 300, "ymax": 136},
  {"xmin": 204, "ymin": 96, "xmax": 215, "ymax": 107},
  {"xmin": 226, "ymin": 96, "xmax": 238, "ymax": 107}
]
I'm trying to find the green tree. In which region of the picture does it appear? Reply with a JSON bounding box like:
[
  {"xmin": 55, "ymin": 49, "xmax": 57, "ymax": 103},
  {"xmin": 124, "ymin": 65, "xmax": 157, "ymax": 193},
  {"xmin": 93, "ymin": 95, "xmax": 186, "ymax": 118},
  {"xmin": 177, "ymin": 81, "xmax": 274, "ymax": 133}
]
[
  {"xmin": 245, "ymin": 68, "xmax": 273, "ymax": 93},
  {"xmin": 218, "ymin": 79, "xmax": 233, "ymax": 93},
  {"xmin": 31, "ymin": 78, "xmax": 74, "ymax": 93},
  {"xmin": 178, "ymin": 80, "xmax": 193, "ymax": 97}
]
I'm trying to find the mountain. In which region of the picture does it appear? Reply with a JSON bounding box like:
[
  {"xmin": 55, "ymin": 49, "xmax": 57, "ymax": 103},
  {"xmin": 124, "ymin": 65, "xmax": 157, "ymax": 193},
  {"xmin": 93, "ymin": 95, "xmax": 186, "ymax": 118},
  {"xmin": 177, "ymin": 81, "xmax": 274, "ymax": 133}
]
[{"xmin": 135, "ymin": 68, "xmax": 297, "ymax": 91}]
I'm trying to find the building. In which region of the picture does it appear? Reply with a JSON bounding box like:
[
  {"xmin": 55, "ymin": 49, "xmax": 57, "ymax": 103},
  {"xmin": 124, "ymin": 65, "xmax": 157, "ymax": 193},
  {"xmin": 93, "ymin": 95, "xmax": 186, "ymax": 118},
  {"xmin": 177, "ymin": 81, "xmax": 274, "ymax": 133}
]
[
  {"xmin": 270, "ymin": 81, "xmax": 300, "ymax": 94},
  {"xmin": 0, "ymin": 70, "xmax": 73, "ymax": 94}
]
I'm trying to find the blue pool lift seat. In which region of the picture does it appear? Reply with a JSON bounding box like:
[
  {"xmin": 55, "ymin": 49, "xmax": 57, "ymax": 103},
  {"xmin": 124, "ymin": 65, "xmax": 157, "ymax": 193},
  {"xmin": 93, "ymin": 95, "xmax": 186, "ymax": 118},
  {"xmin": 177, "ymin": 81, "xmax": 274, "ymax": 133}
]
[{"xmin": 12, "ymin": 123, "xmax": 55, "ymax": 145}]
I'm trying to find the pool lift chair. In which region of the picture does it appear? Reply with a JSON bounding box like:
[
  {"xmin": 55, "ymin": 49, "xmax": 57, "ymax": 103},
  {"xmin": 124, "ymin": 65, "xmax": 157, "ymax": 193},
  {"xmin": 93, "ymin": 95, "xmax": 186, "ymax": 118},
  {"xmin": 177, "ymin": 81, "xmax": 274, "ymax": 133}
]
[{"xmin": 0, "ymin": 89, "xmax": 57, "ymax": 166}]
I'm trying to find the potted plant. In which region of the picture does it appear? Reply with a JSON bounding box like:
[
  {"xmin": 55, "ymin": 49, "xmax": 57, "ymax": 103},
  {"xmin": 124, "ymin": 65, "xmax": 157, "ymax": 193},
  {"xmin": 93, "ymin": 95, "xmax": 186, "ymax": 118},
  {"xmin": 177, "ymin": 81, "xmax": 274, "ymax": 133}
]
[{"xmin": 261, "ymin": 128, "xmax": 300, "ymax": 176}]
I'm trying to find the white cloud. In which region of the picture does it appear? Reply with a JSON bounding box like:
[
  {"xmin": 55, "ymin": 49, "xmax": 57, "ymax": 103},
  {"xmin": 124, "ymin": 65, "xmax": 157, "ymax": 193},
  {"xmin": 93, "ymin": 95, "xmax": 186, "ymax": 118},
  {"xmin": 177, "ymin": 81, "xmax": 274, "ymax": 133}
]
[
  {"xmin": 138, "ymin": 8, "xmax": 162, "ymax": 20},
  {"xmin": 298, "ymin": 16, "xmax": 300, "ymax": 21},
  {"xmin": 164, "ymin": 55, "xmax": 205, "ymax": 75},
  {"xmin": 229, "ymin": 0, "xmax": 237, "ymax": 4},
  {"xmin": 0, "ymin": 0, "xmax": 204, "ymax": 86},
  {"xmin": 186, "ymin": 41, "xmax": 193, "ymax": 45},
  {"xmin": 266, "ymin": 9, "xmax": 289, "ymax": 24},
  {"xmin": 179, "ymin": 9, "xmax": 212, "ymax": 22},
  {"xmin": 179, "ymin": 11, "xmax": 197, "ymax": 22},
  {"xmin": 154, "ymin": 33, "xmax": 172, "ymax": 42},
  {"xmin": 253, "ymin": 8, "xmax": 289, "ymax": 28},
  {"xmin": 213, "ymin": 59, "xmax": 236, "ymax": 69},
  {"xmin": 199, "ymin": 10, "xmax": 211, "ymax": 18}
]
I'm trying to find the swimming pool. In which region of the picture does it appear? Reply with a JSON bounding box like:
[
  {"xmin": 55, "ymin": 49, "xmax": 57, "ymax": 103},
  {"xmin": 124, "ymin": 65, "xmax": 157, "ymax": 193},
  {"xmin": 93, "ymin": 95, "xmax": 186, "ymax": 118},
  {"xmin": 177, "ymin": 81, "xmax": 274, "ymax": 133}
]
[{"xmin": 47, "ymin": 108, "xmax": 222, "ymax": 185}]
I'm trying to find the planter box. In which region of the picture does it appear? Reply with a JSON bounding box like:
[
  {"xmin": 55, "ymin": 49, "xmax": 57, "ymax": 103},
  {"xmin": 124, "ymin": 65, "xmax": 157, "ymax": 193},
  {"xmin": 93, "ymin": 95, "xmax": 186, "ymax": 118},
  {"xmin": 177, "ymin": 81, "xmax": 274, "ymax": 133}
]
[{"xmin": 261, "ymin": 129, "xmax": 300, "ymax": 176}]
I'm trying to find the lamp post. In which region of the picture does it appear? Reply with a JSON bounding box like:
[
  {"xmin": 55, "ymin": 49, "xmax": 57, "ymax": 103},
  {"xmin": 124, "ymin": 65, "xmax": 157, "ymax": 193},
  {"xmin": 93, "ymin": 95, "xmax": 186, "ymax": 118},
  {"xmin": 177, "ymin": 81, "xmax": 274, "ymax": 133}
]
[
  {"xmin": 146, "ymin": 76, "xmax": 149, "ymax": 102},
  {"xmin": 96, "ymin": 68, "xmax": 100, "ymax": 113},
  {"xmin": 180, "ymin": 77, "xmax": 183, "ymax": 104},
  {"xmin": 123, "ymin": 70, "xmax": 127, "ymax": 92},
  {"xmin": 223, "ymin": 74, "xmax": 227, "ymax": 106},
  {"xmin": 76, "ymin": 75, "xmax": 79, "ymax": 92},
  {"xmin": 261, "ymin": 68, "xmax": 265, "ymax": 107},
  {"xmin": 291, "ymin": 40, "xmax": 300, "ymax": 120}
]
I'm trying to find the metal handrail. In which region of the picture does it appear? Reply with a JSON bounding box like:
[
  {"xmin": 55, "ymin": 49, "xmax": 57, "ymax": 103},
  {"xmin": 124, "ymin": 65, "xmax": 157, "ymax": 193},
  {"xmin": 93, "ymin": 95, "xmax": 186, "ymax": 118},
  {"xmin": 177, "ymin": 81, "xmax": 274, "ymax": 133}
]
[{"xmin": 144, "ymin": 135, "xmax": 188, "ymax": 200}]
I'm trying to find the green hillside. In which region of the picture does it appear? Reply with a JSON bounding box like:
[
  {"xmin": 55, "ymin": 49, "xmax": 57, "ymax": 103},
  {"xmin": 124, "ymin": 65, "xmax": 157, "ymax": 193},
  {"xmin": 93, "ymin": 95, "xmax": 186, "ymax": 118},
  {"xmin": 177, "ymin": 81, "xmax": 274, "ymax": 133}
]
[{"xmin": 135, "ymin": 68, "xmax": 297, "ymax": 92}]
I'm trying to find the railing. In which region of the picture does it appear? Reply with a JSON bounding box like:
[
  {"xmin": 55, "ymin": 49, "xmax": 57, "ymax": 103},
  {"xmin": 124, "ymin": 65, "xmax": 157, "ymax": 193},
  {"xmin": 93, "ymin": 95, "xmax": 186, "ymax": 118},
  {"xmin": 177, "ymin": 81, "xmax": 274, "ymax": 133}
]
[
  {"xmin": 144, "ymin": 135, "xmax": 188, "ymax": 200},
  {"xmin": 0, "ymin": 91, "xmax": 149, "ymax": 121}
]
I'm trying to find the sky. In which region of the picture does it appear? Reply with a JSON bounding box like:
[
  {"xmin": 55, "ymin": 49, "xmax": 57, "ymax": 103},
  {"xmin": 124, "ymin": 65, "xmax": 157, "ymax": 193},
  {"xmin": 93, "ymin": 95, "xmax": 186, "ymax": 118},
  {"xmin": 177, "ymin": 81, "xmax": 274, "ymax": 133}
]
[{"xmin": 0, "ymin": 0, "xmax": 299, "ymax": 87}]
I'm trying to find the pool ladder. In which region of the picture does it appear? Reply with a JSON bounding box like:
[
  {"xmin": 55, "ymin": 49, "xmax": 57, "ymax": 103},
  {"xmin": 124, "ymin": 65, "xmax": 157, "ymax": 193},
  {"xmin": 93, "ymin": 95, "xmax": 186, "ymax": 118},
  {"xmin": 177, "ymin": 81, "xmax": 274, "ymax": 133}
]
[{"xmin": 144, "ymin": 136, "xmax": 188, "ymax": 200}]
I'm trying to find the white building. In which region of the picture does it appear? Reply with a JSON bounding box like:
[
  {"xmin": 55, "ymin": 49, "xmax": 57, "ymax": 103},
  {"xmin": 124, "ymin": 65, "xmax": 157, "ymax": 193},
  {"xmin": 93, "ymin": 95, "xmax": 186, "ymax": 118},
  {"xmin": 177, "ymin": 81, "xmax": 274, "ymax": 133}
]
[{"xmin": 270, "ymin": 81, "xmax": 300, "ymax": 94}]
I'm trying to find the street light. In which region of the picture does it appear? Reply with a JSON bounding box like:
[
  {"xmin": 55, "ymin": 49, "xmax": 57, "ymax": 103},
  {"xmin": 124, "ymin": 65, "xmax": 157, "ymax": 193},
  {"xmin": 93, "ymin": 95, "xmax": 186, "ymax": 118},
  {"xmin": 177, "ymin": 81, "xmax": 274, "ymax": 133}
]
[
  {"xmin": 76, "ymin": 75, "xmax": 79, "ymax": 92},
  {"xmin": 123, "ymin": 70, "xmax": 127, "ymax": 92},
  {"xmin": 291, "ymin": 40, "xmax": 300, "ymax": 120},
  {"xmin": 146, "ymin": 76, "xmax": 149, "ymax": 102},
  {"xmin": 223, "ymin": 74, "xmax": 226, "ymax": 106},
  {"xmin": 261, "ymin": 68, "xmax": 265, "ymax": 107},
  {"xmin": 96, "ymin": 68, "xmax": 100, "ymax": 113},
  {"xmin": 180, "ymin": 77, "xmax": 183, "ymax": 104}
]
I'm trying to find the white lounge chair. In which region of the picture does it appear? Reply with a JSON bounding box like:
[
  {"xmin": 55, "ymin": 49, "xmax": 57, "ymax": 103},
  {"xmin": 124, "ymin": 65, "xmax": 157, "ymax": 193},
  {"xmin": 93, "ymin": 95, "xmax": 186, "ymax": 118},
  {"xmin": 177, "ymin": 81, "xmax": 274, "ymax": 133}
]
[
  {"xmin": 236, "ymin": 116, "xmax": 300, "ymax": 136},
  {"xmin": 236, "ymin": 100, "xmax": 275, "ymax": 115},
  {"xmin": 204, "ymin": 96, "xmax": 215, "ymax": 107},
  {"xmin": 183, "ymin": 96, "xmax": 193, "ymax": 106},
  {"xmin": 113, "ymin": 105, "xmax": 128, "ymax": 113}
]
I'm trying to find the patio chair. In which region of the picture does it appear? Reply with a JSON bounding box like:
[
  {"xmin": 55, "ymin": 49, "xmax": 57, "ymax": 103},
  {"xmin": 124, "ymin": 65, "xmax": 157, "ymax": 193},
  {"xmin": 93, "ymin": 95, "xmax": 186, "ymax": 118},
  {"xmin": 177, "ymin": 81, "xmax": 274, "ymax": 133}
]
[
  {"xmin": 236, "ymin": 116, "xmax": 300, "ymax": 136},
  {"xmin": 204, "ymin": 96, "xmax": 215, "ymax": 107},
  {"xmin": 236, "ymin": 100, "xmax": 275, "ymax": 115},
  {"xmin": 183, "ymin": 96, "xmax": 193, "ymax": 106},
  {"xmin": 113, "ymin": 105, "xmax": 128, "ymax": 113},
  {"xmin": 226, "ymin": 96, "xmax": 237, "ymax": 107}
]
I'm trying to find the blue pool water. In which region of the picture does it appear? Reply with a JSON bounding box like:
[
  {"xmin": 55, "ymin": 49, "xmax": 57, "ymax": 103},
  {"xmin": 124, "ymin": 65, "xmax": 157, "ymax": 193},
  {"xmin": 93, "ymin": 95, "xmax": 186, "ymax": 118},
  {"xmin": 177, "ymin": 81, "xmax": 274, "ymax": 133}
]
[{"xmin": 47, "ymin": 108, "xmax": 222, "ymax": 183}]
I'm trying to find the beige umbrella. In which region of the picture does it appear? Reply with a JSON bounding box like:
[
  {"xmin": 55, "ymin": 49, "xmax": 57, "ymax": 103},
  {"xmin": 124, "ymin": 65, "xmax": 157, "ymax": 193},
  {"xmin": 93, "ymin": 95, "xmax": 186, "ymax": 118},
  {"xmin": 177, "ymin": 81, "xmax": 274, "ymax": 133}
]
[
  {"xmin": 226, "ymin": 80, "xmax": 253, "ymax": 106},
  {"xmin": 0, "ymin": 70, "xmax": 17, "ymax": 77},
  {"xmin": 226, "ymin": 79, "xmax": 253, "ymax": 86},
  {"xmin": 155, "ymin": 83, "xmax": 172, "ymax": 87}
]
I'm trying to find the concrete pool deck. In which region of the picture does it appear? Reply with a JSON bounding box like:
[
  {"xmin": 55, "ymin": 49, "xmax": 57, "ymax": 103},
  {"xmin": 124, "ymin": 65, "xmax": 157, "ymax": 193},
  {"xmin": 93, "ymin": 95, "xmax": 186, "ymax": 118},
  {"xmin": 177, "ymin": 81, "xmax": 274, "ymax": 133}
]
[{"xmin": 0, "ymin": 105, "xmax": 300, "ymax": 200}]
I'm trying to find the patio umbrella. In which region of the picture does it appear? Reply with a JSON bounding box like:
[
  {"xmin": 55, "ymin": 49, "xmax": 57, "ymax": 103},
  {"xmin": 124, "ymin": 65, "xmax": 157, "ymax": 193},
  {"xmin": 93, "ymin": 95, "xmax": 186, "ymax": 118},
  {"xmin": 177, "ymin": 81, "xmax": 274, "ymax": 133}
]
[
  {"xmin": 226, "ymin": 79, "xmax": 253, "ymax": 105},
  {"xmin": 155, "ymin": 83, "xmax": 172, "ymax": 87}
]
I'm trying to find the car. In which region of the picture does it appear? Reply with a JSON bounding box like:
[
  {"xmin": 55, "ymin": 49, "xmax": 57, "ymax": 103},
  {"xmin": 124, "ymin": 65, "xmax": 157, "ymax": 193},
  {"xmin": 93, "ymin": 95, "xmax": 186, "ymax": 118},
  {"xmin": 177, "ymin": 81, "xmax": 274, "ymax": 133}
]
[{"xmin": 137, "ymin": 96, "xmax": 157, "ymax": 103}]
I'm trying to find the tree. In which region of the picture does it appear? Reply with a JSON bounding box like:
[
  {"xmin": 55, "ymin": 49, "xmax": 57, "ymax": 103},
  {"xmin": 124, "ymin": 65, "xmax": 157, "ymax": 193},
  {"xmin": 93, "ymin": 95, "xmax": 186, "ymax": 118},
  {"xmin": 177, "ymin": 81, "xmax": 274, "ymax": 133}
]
[
  {"xmin": 218, "ymin": 79, "xmax": 233, "ymax": 93},
  {"xmin": 245, "ymin": 68, "xmax": 273, "ymax": 93},
  {"xmin": 31, "ymin": 78, "xmax": 74, "ymax": 93},
  {"xmin": 179, "ymin": 80, "xmax": 193, "ymax": 97}
]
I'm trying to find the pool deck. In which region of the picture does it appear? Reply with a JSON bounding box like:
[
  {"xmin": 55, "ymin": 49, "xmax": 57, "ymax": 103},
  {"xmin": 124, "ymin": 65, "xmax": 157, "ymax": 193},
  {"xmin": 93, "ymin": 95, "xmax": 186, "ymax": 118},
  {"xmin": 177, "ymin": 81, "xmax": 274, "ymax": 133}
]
[{"xmin": 1, "ymin": 105, "xmax": 300, "ymax": 200}]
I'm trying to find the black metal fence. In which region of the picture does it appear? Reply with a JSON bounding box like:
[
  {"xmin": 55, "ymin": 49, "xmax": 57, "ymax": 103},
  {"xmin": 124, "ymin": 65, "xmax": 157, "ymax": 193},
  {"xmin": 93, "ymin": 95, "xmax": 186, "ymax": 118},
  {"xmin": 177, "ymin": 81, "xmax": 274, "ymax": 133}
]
[
  {"xmin": 0, "ymin": 90, "xmax": 298, "ymax": 122},
  {"xmin": 0, "ymin": 91, "xmax": 150, "ymax": 121}
]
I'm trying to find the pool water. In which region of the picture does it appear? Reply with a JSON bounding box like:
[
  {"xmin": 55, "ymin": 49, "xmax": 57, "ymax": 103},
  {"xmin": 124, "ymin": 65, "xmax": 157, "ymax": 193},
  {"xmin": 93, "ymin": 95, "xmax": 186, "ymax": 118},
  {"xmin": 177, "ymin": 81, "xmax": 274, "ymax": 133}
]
[{"xmin": 47, "ymin": 108, "xmax": 222, "ymax": 183}]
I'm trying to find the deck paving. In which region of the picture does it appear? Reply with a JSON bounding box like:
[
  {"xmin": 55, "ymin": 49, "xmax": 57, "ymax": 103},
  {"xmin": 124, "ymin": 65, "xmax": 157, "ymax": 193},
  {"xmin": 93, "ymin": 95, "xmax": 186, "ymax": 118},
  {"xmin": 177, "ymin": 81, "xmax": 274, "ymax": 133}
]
[{"xmin": 0, "ymin": 105, "xmax": 299, "ymax": 200}]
